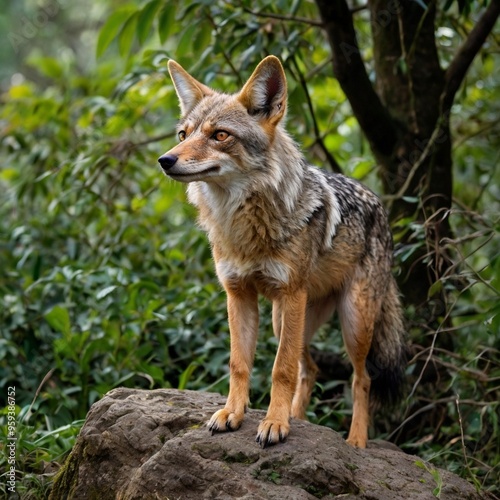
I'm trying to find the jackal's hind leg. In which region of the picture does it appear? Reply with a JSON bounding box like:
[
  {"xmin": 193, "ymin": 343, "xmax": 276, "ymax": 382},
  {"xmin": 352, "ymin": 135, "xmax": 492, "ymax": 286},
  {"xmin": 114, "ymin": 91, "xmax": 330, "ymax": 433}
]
[
  {"xmin": 291, "ymin": 295, "xmax": 336, "ymax": 420},
  {"xmin": 339, "ymin": 279, "xmax": 376, "ymax": 448},
  {"xmin": 291, "ymin": 347, "xmax": 319, "ymax": 419},
  {"xmin": 345, "ymin": 353, "xmax": 371, "ymax": 448}
]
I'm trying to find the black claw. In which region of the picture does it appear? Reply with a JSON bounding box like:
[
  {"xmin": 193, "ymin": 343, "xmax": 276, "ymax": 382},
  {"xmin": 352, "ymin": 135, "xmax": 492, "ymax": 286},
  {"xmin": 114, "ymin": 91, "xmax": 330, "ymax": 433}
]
[
  {"xmin": 256, "ymin": 433, "xmax": 265, "ymax": 447},
  {"xmin": 255, "ymin": 432, "xmax": 270, "ymax": 448}
]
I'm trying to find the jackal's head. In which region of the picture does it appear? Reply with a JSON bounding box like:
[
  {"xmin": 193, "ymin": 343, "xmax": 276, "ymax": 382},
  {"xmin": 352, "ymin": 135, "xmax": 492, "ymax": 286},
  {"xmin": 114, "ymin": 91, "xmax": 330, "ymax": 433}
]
[{"xmin": 158, "ymin": 56, "xmax": 288, "ymax": 184}]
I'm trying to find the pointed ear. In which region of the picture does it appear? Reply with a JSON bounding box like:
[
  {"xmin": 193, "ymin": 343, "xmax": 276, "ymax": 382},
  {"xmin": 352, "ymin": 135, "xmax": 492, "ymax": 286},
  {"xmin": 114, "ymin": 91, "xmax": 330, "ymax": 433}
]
[
  {"xmin": 168, "ymin": 60, "xmax": 214, "ymax": 116},
  {"xmin": 238, "ymin": 56, "xmax": 287, "ymax": 124}
]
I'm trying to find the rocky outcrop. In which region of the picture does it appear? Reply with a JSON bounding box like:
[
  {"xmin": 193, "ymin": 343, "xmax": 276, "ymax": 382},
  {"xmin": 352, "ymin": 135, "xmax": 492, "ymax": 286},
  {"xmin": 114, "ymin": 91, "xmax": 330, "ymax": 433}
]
[{"xmin": 50, "ymin": 388, "xmax": 482, "ymax": 499}]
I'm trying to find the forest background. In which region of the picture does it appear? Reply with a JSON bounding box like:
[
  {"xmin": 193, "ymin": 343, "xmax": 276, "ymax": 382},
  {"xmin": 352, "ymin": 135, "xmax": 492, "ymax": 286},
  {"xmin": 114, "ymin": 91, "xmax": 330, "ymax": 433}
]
[{"xmin": 0, "ymin": 0, "xmax": 499, "ymax": 497}]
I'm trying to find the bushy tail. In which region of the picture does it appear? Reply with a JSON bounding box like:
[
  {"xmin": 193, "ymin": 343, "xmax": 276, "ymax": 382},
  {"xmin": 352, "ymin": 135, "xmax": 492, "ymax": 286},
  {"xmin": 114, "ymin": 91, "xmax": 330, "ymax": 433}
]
[{"xmin": 366, "ymin": 277, "xmax": 408, "ymax": 409}]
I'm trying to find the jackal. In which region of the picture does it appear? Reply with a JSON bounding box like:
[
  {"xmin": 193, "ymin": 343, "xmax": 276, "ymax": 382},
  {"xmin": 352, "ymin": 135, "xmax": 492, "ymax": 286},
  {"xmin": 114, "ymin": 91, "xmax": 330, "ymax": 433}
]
[{"xmin": 158, "ymin": 56, "xmax": 406, "ymax": 448}]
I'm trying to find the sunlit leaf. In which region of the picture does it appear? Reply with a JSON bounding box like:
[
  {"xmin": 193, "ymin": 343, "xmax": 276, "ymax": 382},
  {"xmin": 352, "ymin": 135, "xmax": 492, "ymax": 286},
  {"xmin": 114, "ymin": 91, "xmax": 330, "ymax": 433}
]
[
  {"xmin": 119, "ymin": 12, "xmax": 139, "ymax": 58},
  {"xmin": 26, "ymin": 56, "xmax": 63, "ymax": 80},
  {"xmin": 427, "ymin": 280, "xmax": 443, "ymax": 298},
  {"xmin": 158, "ymin": 3, "xmax": 178, "ymax": 45},
  {"xmin": 137, "ymin": 0, "xmax": 162, "ymax": 45},
  {"xmin": 96, "ymin": 7, "xmax": 136, "ymax": 58},
  {"xmin": 45, "ymin": 306, "xmax": 71, "ymax": 336},
  {"xmin": 96, "ymin": 285, "xmax": 118, "ymax": 300}
]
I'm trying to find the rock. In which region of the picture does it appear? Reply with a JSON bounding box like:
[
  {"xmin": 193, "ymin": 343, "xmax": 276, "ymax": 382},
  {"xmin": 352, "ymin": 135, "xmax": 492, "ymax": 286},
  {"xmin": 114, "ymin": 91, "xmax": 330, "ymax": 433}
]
[{"xmin": 50, "ymin": 388, "xmax": 482, "ymax": 499}]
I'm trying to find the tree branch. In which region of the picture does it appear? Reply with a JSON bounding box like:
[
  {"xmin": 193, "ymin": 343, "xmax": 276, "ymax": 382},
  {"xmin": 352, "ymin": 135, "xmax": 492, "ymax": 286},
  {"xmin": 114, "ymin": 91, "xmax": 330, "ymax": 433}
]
[
  {"xmin": 314, "ymin": 0, "xmax": 398, "ymax": 157},
  {"xmin": 239, "ymin": 5, "xmax": 323, "ymax": 27},
  {"xmin": 381, "ymin": 115, "xmax": 446, "ymax": 208},
  {"xmin": 288, "ymin": 56, "xmax": 342, "ymax": 173},
  {"xmin": 442, "ymin": 0, "xmax": 500, "ymax": 111}
]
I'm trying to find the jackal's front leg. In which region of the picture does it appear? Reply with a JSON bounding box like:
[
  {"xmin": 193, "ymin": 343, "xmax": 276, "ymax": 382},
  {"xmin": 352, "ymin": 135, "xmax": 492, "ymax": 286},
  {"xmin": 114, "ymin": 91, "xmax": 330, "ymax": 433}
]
[
  {"xmin": 256, "ymin": 289, "xmax": 307, "ymax": 447},
  {"xmin": 207, "ymin": 286, "xmax": 259, "ymax": 434}
]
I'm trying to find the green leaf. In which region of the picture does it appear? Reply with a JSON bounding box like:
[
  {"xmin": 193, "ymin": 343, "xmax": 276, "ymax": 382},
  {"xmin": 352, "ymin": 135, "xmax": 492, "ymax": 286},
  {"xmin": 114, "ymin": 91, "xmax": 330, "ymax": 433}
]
[
  {"xmin": 430, "ymin": 468, "xmax": 443, "ymax": 498},
  {"xmin": 158, "ymin": 3, "xmax": 178, "ymax": 45},
  {"xmin": 137, "ymin": 0, "xmax": 162, "ymax": 45},
  {"xmin": 96, "ymin": 285, "xmax": 118, "ymax": 300},
  {"xmin": 402, "ymin": 196, "xmax": 419, "ymax": 204},
  {"xmin": 178, "ymin": 361, "xmax": 199, "ymax": 390},
  {"xmin": 351, "ymin": 160, "xmax": 373, "ymax": 180},
  {"xmin": 193, "ymin": 23, "xmax": 212, "ymax": 57},
  {"xmin": 177, "ymin": 24, "xmax": 197, "ymax": 58},
  {"xmin": 428, "ymin": 280, "xmax": 442, "ymax": 299},
  {"xmin": 96, "ymin": 7, "xmax": 136, "ymax": 58},
  {"xmin": 118, "ymin": 12, "xmax": 139, "ymax": 58},
  {"xmin": 45, "ymin": 306, "xmax": 71, "ymax": 336},
  {"xmin": 290, "ymin": 0, "xmax": 301, "ymax": 15},
  {"xmin": 27, "ymin": 56, "xmax": 63, "ymax": 80}
]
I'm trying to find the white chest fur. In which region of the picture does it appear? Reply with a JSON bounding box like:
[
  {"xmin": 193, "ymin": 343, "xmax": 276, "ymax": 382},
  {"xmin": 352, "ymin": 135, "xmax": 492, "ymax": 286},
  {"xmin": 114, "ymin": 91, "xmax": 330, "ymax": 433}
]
[{"xmin": 215, "ymin": 258, "xmax": 291, "ymax": 286}]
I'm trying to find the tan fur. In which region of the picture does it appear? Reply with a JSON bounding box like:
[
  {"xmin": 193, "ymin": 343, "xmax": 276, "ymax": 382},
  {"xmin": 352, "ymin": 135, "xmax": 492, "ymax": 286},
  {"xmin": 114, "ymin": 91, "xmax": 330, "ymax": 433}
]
[{"xmin": 159, "ymin": 56, "xmax": 406, "ymax": 448}]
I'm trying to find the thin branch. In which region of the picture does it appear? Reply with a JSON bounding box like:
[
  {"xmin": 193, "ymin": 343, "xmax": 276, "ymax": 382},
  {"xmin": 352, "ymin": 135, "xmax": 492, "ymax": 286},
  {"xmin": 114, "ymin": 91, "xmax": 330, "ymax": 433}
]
[
  {"xmin": 289, "ymin": 56, "xmax": 342, "ymax": 173},
  {"xmin": 133, "ymin": 131, "xmax": 176, "ymax": 147},
  {"xmin": 238, "ymin": 5, "xmax": 323, "ymax": 27},
  {"xmin": 314, "ymin": 0, "xmax": 398, "ymax": 156},
  {"xmin": 204, "ymin": 8, "xmax": 243, "ymax": 84},
  {"xmin": 350, "ymin": 4, "xmax": 368, "ymax": 14},
  {"xmin": 442, "ymin": 0, "xmax": 500, "ymax": 111},
  {"xmin": 407, "ymin": 280, "xmax": 461, "ymax": 401},
  {"xmin": 471, "ymin": 151, "xmax": 499, "ymax": 210},
  {"xmin": 411, "ymin": 352, "xmax": 490, "ymax": 382},
  {"xmin": 25, "ymin": 368, "xmax": 56, "ymax": 422},
  {"xmin": 382, "ymin": 114, "xmax": 447, "ymax": 207},
  {"xmin": 452, "ymin": 117, "xmax": 500, "ymax": 150},
  {"xmin": 304, "ymin": 56, "xmax": 334, "ymax": 80},
  {"xmin": 387, "ymin": 396, "xmax": 492, "ymax": 441},
  {"xmin": 236, "ymin": 0, "xmax": 369, "ymax": 26},
  {"xmin": 405, "ymin": 0, "xmax": 434, "ymax": 63},
  {"xmin": 456, "ymin": 394, "xmax": 479, "ymax": 482},
  {"xmin": 398, "ymin": 0, "xmax": 436, "ymax": 133}
]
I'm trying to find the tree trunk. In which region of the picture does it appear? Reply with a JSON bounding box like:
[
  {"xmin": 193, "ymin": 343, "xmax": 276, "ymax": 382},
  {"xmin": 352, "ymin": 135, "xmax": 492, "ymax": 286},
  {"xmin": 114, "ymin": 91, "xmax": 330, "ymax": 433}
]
[
  {"xmin": 314, "ymin": 0, "xmax": 499, "ymax": 312},
  {"xmin": 369, "ymin": 0, "xmax": 453, "ymax": 308}
]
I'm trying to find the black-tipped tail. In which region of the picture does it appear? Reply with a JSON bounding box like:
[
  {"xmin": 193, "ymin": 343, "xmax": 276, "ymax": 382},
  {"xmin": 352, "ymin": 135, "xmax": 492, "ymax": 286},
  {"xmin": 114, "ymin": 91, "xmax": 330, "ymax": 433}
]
[
  {"xmin": 367, "ymin": 343, "xmax": 408, "ymax": 408},
  {"xmin": 366, "ymin": 278, "xmax": 408, "ymax": 409}
]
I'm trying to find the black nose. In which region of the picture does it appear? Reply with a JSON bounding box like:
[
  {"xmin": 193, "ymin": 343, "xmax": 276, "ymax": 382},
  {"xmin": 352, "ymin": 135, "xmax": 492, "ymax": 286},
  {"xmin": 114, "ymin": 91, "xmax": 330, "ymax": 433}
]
[{"xmin": 158, "ymin": 154, "xmax": 178, "ymax": 170}]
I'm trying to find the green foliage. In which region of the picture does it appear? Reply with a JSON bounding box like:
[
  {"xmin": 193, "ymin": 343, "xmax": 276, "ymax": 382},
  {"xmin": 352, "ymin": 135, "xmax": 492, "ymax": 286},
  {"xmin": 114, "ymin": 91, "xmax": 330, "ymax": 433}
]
[
  {"xmin": 415, "ymin": 460, "xmax": 444, "ymax": 498},
  {"xmin": 0, "ymin": 0, "xmax": 499, "ymax": 497}
]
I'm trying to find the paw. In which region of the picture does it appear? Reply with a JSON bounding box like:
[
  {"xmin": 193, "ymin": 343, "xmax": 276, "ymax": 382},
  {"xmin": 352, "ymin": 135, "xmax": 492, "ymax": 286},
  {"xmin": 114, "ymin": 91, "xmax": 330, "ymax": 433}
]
[
  {"xmin": 207, "ymin": 408, "xmax": 243, "ymax": 434},
  {"xmin": 346, "ymin": 435, "xmax": 367, "ymax": 448},
  {"xmin": 255, "ymin": 418, "xmax": 290, "ymax": 448}
]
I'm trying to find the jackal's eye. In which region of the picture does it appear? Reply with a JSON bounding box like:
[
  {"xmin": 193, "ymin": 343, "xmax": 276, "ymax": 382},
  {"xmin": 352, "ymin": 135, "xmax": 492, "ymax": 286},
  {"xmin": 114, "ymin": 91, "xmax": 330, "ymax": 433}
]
[
  {"xmin": 213, "ymin": 130, "xmax": 229, "ymax": 142},
  {"xmin": 178, "ymin": 130, "xmax": 186, "ymax": 142}
]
